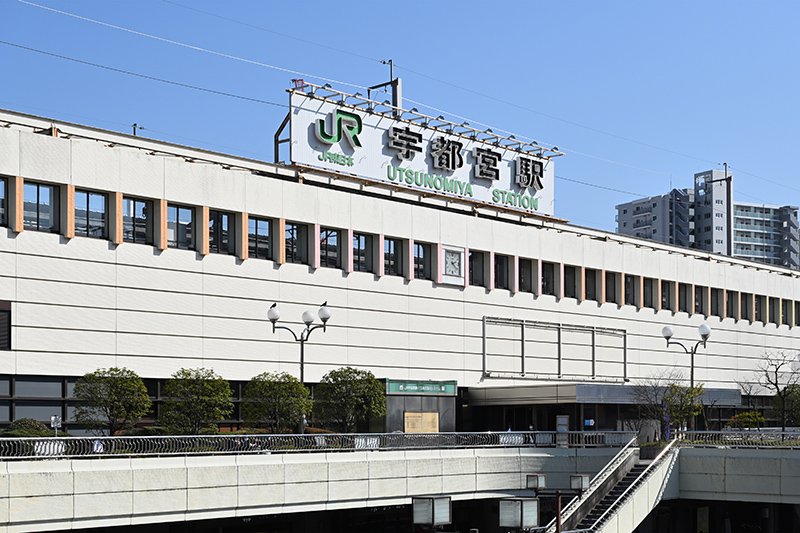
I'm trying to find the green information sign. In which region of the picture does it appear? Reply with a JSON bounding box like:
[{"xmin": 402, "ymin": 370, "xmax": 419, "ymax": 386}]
[{"xmin": 386, "ymin": 380, "xmax": 457, "ymax": 396}]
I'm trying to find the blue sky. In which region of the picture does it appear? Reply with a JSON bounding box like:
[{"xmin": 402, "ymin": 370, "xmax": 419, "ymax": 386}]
[{"xmin": 3, "ymin": 1, "xmax": 799, "ymax": 230}]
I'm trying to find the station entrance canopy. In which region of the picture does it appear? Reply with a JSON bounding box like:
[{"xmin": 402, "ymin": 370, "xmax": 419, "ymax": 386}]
[{"xmin": 285, "ymin": 82, "xmax": 562, "ymax": 218}]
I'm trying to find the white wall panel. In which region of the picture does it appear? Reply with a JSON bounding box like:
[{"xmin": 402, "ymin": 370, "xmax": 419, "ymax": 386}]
[
  {"xmin": 0, "ymin": 127, "xmax": 20, "ymax": 177},
  {"xmin": 19, "ymin": 132, "xmax": 69, "ymax": 183}
]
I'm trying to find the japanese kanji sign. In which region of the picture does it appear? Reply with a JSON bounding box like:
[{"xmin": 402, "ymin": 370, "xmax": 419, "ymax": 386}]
[{"xmin": 289, "ymin": 91, "xmax": 555, "ymax": 217}]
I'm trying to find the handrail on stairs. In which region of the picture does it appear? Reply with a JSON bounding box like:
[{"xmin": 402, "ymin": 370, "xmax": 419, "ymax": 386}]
[{"xmin": 563, "ymin": 438, "xmax": 678, "ymax": 533}]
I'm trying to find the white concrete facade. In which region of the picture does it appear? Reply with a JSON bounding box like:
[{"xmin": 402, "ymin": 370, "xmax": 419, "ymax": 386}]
[{"xmin": 0, "ymin": 109, "xmax": 799, "ymax": 401}]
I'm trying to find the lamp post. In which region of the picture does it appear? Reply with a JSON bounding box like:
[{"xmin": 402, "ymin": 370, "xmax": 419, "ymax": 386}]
[
  {"xmin": 661, "ymin": 323, "xmax": 711, "ymax": 389},
  {"xmin": 267, "ymin": 302, "xmax": 331, "ymax": 383}
]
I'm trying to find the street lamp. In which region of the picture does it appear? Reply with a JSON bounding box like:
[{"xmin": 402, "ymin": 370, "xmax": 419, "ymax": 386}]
[
  {"xmin": 661, "ymin": 323, "xmax": 711, "ymax": 389},
  {"xmin": 267, "ymin": 302, "xmax": 331, "ymax": 383}
]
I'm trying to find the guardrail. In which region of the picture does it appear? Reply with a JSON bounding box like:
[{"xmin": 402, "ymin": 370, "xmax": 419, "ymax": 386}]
[
  {"xmin": 674, "ymin": 430, "xmax": 800, "ymax": 448},
  {"xmin": 0, "ymin": 431, "xmax": 636, "ymax": 460}
]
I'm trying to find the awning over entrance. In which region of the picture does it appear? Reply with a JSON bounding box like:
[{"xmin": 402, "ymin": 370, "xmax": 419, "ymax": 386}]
[{"xmin": 467, "ymin": 383, "xmax": 741, "ymax": 407}]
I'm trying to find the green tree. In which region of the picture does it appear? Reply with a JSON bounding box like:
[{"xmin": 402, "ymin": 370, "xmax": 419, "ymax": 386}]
[
  {"xmin": 159, "ymin": 368, "xmax": 233, "ymax": 434},
  {"xmin": 664, "ymin": 382, "xmax": 704, "ymax": 430},
  {"xmin": 242, "ymin": 372, "xmax": 312, "ymax": 433},
  {"xmin": 727, "ymin": 410, "xmax": 766, "ymax": 429},
  {"xmin": 74, "ymin": 367, "xmax": 151, "ymax": 436},
  {"xmin": 313, "ymin": 367, "xmax": 386, "ymax": 433},
  {"xmin": 757, "ymin": 351, "xmax": 800, "ymax": 431}
]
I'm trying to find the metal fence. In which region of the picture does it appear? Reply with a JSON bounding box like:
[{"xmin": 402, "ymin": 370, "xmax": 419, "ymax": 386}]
[
  {"xmin": 0, "ymin": 431, "xmax": 637, "ymax": 460},
  {"xmin": 675, "ymin": 430, "xmax": 800, "ymax": 448}
]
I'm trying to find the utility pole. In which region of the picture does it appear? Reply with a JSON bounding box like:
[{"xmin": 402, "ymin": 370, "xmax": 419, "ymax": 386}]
[{"xmin": 724, "ymin": 162, "xmax": 733, "ymax": 256}]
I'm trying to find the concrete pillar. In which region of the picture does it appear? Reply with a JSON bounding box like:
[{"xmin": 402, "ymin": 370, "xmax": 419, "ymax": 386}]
[
  {"xmin": 488, "ymin": 252, "xmax": 495, "ymax": 289},
  {"xmin": 558, "ymin": 262, "xmax": 565, "ymax": 299},
  {"xmin": 60, "ymin": 184, "xmax": 74, "ymax": 239},
  {"xmin": 109, "ymin": 192, "xmax": 123, "ymax": 245},
  {"xmin": 672, "ymin": 281, "xmax": 678, "ymax": 314},
  {"xmin": 655, "ymin": 278, "xmax": 662, "ymax": 312},
  {"xmin": 638, "ymin": 276, "xmax": 645, "ymax": 310},
  {"xmin": 375, "ymin": 234, "xmax": 384, "ymax": 276},
  {"xmin": 600, "ymin": 270, "xmax": 606, "ymax": 304},
  {"xmin": 535, "ymin": 258, "xmax": 542, "ymax": 296},
  {"xmin": 236, "ymin": 212, "xmax": 248, "ymax": 261},
  {"xmin": 620, "ymin": 272, "xmax": 626, "ymax": 306},
  {"xmin": 310, "ymin": 223, "xmax": 321, "ymax": 269},
  {"xmin": 155, "ymin": 199, "xmax": 167, "ymax": 251},
  {"xmin": 510, "ymin": 256, "xmax": 519, "ymax": 294},
  {"xmin": 198, "ymin": 206, "xmax": 209, "ymax": 255},
  {"xmin": 405, "ymin": 239, "xmax": 415, "ymax": 281},
  {"xmin": 435, "ymin": 242, "xmax": 443, "ymax": 284},
  {"xmin": 579, "ymin": 266, "xmax": 586, "ymax": 301},
  {"xmin": 276, "ymin": 218, "xmax": 286, "ymax": 264},
  {"xmin": 9, "ymin": 176, "xmax": 24, "ymax": 233},
  {"xmin": 344, "ymin": 228, "xmax": 354, "ymax": 273}
]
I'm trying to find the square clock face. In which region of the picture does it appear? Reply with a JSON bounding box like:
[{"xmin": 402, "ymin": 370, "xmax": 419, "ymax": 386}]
[{"xmin": 444, "ymin": 249, "xmax": 462, "ymax": 276}]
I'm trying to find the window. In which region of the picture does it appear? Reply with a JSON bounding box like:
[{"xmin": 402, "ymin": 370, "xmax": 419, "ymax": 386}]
[
  {"xmin": 319, "ymin": 227, "xmax": 341, "ymax": 268},
  {"xmin": 0, "ymin": 302, "xmax": 9, "ymax": 351},
  {"xmin": 494, "ymin": 254, "xmax": 510, "ymax": 290},
  {"xmin": 643, "ymin": 278, "xmax": 655, "ymax": 309},
  {"xmin": 727, "ymin": 291, "xmax": 738, "ymax": 319},
  {"xmin": 710, "ymin": 288, "xmax": 723, "ymax": 317},
  {"xmin": 353, "ymin": 233, "xmax": 373, "ymax": 272},
  {"xmin": 122, "ymin": 197, "xmax": 153, "ymax": 245},
  {"xmin": 167, "ymin": 204, "xmax": 195, "ymax": 249},
  {"xmin": 0, "ymin": 178, "xmax": 6, "ymax": 226},
  {"xmin": 781, "ymin": 299, "xmax": 791, "ymax": 326},
  {"xmin": 755, "ymin": 295, "xmax": 766, "ymax": 323},
  {"xmin": 248, "ymin": 217, "xmax": 272, "ymax": 260},
  {"xmin": 541, "ymin": 261, "xmax": 556, "ymax": 296},
  {"xmin": 678, "ymin": 283, "xmax": 690, "ymax": 313},
  {"xmin": 285, "ymin": 222, "xmax": 308, "ymax": 264},
  {"xmin": 563, "ymin": 265, "xmax": 577, "ymax": 299},
  {"xmin": 741, "ymin": 293, "xmax": 752, "ymax": 322},
  {"xmin": 661, "ymin": 280, "xmax": 673, "ymax": 311},
  {"xmin": 625, "ymin": 275, "xmax": 637, "ymax": 306},
  {"xmin": 704, "ymin": 213, "xmax": 711, "ymax": 219},
  {"xmin": 384, "ymin": 238, "xmax": 403, "ymax": 276},
  {"xmin": 519, "ymin": 258, "xmax": 533, "ymax": 293},
  {"xmin": 585, "ymin": 269, "xmax": 598, "ymax": 302},
  {"xmin": 695, "ymin": 286, "xmax": 706, "ymax": 316},
  {"xmin": 769, "ymin": 297, "xmax": 780, "ymax": 325},
  {"xmin": 795, "ymin": 301, "xmax": 800, "ymax": 327},
  {"xmin": 23, "ymin": 181, "xmax": 58, "ymax": 232},
  {"xmin": 414, "ymin": 242, "xmax": 432, "ymax": 280},
  {"xmin": 605, "ymin": 272, "xmax": 618, "ymax": 304},
  {"xmin": 209, "ymin": 210, "xmax": 235, "ymax": 255},
  {"xmin": 469, "ymin": 250, "xmax": 485, "ymax": 287},
  {"xmin": 74, "ymin": 189, "xmax": 107, "ymax": 239}
]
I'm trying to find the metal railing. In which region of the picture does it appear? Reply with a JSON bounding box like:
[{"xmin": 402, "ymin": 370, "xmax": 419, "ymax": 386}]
[
  {"xmin": 539, "ymin": 436, "xmax": 638, "ymax": 533},
  {"xmin": 564, "ymin": 439, "xmax": 679, "ymax": 533},
  {"xmin": 0, "ymin": 431, "xmax": 636, "ymax": 460},
  {"xmin": 674, "ymin": 430, "xmax": 800, "ymax": 448}
]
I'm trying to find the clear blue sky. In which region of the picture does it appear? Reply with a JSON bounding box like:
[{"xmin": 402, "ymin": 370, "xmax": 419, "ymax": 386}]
[{"xmin": 3, "ymin": 1, "xmax": 799, "ymax": 230}]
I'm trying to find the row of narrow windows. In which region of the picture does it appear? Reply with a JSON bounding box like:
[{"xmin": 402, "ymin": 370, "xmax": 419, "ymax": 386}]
[{"xmin": 1, "ymin": 178, "xmax": 798, "ymax": 325}]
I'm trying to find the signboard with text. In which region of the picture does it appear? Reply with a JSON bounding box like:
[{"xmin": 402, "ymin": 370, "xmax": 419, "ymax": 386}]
[
  {"xmin": 386, "ymin": 379, "xmax": 457, "ymax": 396},
  {"xmin": 289, "ymin": 91, "xmax": 556, "ymax": 217}
]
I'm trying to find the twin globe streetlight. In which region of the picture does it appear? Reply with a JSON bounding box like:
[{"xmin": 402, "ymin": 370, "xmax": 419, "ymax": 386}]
[
  {"xmin": 267, "ymin": 302, "xmax": 331, "ymax": 383},
  {"xmin": 661, "ymin": 323, "xmax": 711, "ymax": 389}
]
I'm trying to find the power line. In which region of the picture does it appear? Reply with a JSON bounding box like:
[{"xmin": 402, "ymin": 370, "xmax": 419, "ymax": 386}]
[
  {"xmin": 16, "ymin": 0, "xmax": 369, "ymax": 90},
  {"xmin": 0, "ymin": 39, "xmax": 287, "ymax": 109}
]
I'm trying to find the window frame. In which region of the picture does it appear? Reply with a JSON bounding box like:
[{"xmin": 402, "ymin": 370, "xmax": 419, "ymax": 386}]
[
  {"xmin": 541, "ymin": 261, "xmax": 556, "ymax": 296},
  {"xmin": 122, "ymin": 196, "xmax": 154, "ymax": 245},
  {"xmin": 208, "ymin": 209, "xmax": 236, "ymax": 255},
  {"xmin": 518, "ymin": 258, "xmax": 533, "ymax": 293},
  {"xmin": 167, "ymin": 203, "xmax": 195, "ymax": 250},
  {"xmin": 413, "ymin": 242, "xmax": 432, "ymax": 280},
  {"xmin": 0, "ymin": 177, "xmax": 6, "ymax": 227},
  {"xmin": 73, "ymin": 189, "xmax": 108, "ymax": 239},
  {"xmin": 352, "ymin": 232, "xmax": 373, "ymax": 273},
  {"xmin": 494, "ymin": 254, "xmax": 510, "ymax": 290},
  {"xmin": 319, "ymin": 227, "xmax": 341, "ymax": 269},
  {"xmin": 23, "ymin": 181, "xmax": 59, "ymax": 233},
  {"xmin": 0, "ymin": 302, "xmax": 9, "ymax": 351},
  {"xmin": 248, "ymin": 216, "xmax": 272, "ymax": 260},
  {"xmin": 285, "ymin": 222, "xmax": 309, "ymax": 265},
  {"xmin": 384, "ymin": 237, "xmax": 404, "ymax": 277},
  {"xmin": 468, "ymin": 250, "xmax": 486, "ymax": 287}
]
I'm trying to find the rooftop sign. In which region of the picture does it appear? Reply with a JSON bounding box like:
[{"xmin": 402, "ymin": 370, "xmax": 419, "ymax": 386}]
[{"xmin": 288, "ymin": 83, "xmax": 561, "ymax": 218}]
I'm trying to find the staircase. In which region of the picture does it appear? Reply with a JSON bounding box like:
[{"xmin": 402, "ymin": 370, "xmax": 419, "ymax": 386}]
[{"xmin": 572, "ymin": 462, "xmax": 649, "ymax": 530}]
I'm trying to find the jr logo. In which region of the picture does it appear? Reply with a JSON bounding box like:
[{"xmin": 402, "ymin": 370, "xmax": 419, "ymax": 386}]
[{"xmin": 315, "ymin": 109, "xmax": 363, "ymax": 149}]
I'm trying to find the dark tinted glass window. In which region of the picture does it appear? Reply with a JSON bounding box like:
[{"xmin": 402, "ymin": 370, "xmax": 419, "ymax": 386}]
[
  {"xmin": 320, "ymin": 228, "xmax": 341, "ymax": 268},
  {"xmin": 643, "ymin": 278, "xmax": 655, "ymax": 308},
  {"xmin": 74, "ymin": 189, "xmax": 107, "ymax": 239},
  {"xmin": 23, "ymin": 182, "xmax": 58, "ymax": 232},
  {"xmin": 414, "ymin": 242, "xmax": 431, "ymax": 280},
  {"xmin": 495, "ymin": 255, "xmax": 510, "ymax": 290},
  {"xmin": 585, "ymin": 269, "xmax": 597, "ymax": 301},
  {"xmin": 727, "ymin": 291, "xmax": 739, "ymax": 319},
  {"xmin": 710, "ymin": 288, "xmax": 723, "ymax": 317},
  {"xmin": 0, "ymin": 307, "xmax": 9, "ymax": 351},
  {"xmin": 563, "ymin": 265, "xmax": 576, "ymax": 298},
  {"xmin": 541, "ymin": 262, "xmax": 556, "ymax": 296},
  {"xmin": 469, "ymin": 251, "xmax": 485, "ymax": 287},
  {"xmin": 678, "ymin": 283, "xmax": 690, "ymax": 313},
  {"xmin": 0, "ymin": 178, "xmax": 6, "ymax": 226},
  {"xmin": 661, "ymin": 281, "xmax": 673, "ymax": 310},
  {"xmin": 384, "ymin": 238, "xmax": 403, "ymax": 276},
  {"xmin": 353, "ymin": 233, "xmax": 373, "ymax": 272},
  {"xmin": 519, "ymin": 258, "xmax": 533, "ymax": 293},
  {"xmin": 167, "ymin": 204, "xmax": 194, "ymax": 249},
  {"xmin": 695, "ymin": 286, "xmax": 706, "ymax": 315},
  {"xmin": 285, "ymin": 222, "xmax": 308, "ymax": 264},
  {"xmin": 209, "ymin": 210, "xmax": 235, "ymax": 255},
  {"xmin": 122, "ymin": 197, "xmax": 153, "ymax": 244},
  {"xmin": 625, "ymin": 275, "xmax": 636, "ymax": 306},
  {"xmin": 248, "ymin": 217, "xmax": 271, "ymax": 260},
  {"xmin": 606, "ymin": 272, "xmax": 618, "ymax": 304}
]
